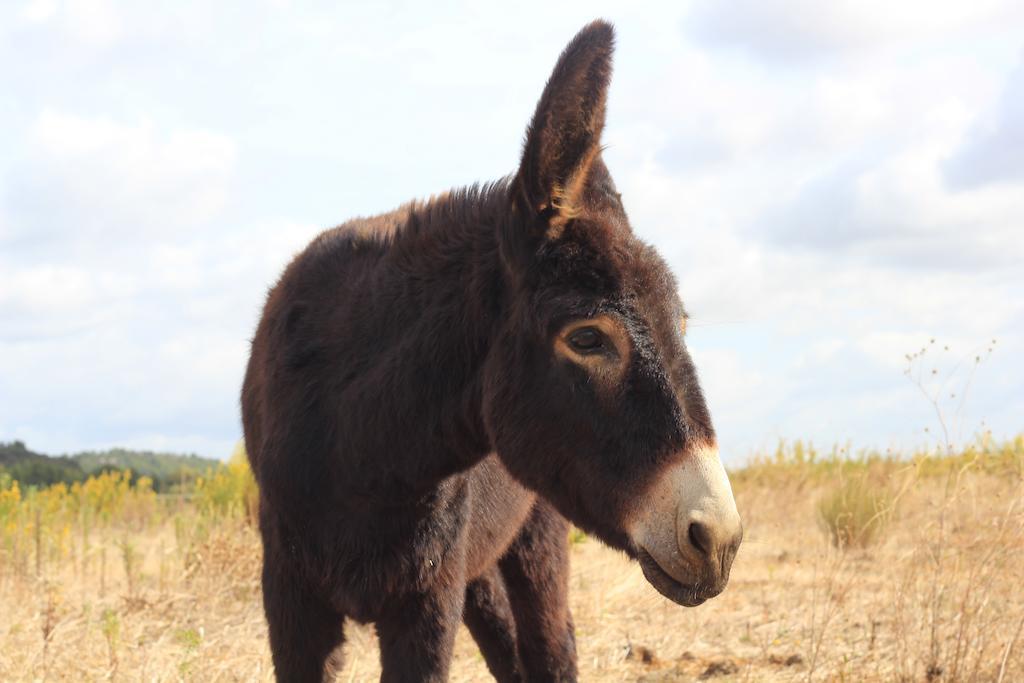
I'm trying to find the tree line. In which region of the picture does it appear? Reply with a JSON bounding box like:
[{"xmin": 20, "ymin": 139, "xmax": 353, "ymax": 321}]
[{"xmin": 0, "ymin": 440, "xmax": 218, "ymax": 491}]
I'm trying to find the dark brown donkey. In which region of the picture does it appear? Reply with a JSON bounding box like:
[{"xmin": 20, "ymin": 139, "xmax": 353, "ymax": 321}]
[{"xmin": 242, "ymin": 20, "xmax": 742, "ymax": 682}]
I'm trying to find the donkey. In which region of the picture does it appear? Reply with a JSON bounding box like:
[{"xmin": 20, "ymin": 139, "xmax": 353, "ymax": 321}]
[{"xmin": 241, "ymin": 19, "xmax": 742, "ymax": 682}]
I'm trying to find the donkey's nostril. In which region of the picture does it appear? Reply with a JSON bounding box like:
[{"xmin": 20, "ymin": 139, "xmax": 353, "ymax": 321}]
[{"xmin": 687, "ymin": 521, "xmax": 713, "ymax": 558}]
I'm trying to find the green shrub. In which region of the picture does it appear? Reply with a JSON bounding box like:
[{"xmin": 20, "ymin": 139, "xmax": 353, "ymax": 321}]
[{"xmin": 817, "ymin": 477, "xmax": 894, "ymax": 548}]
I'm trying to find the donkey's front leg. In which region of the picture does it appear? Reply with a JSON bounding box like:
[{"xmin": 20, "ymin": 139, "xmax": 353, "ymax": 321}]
[
  {"xmin": 464, "ymin": 564, "xmax": 522, "ymax": 682},
  {"xmin": 376, "ymin": 579, "xmax": 466, "ymax": 683},
  {"xmin": 499, "ymin": 500, "xmax": 577, "ymax": 682}
]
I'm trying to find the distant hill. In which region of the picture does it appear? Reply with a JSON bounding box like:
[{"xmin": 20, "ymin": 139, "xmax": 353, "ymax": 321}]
[
  {"xmin": 0, "ymin": 440, "xmax": 220, "ymax": 490},
  {"xmin": 0, "ymin": 441, "xmax": 84, "ymax": 487}
]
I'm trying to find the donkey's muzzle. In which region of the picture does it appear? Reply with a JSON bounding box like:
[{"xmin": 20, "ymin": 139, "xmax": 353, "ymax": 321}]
[{"xmin": 630, "ymin": 444, "xmax": 742, "ymax": 606}]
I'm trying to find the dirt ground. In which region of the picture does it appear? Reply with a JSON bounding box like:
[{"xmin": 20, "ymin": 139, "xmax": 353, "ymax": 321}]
[{"xmin": 1, "ymin": 469, "xmax": 1022, "ymax": 681}]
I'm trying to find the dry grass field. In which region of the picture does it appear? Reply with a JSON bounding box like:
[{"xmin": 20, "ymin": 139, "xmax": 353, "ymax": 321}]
[{"xmin": 1, "ymin": 439, "xmax": 1022, "ymax": 682}]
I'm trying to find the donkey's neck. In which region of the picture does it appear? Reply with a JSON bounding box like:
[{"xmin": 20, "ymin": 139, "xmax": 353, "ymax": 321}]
[{"xmin": 331, "ymin": 185, "xmax": 510, "ymax": 493}]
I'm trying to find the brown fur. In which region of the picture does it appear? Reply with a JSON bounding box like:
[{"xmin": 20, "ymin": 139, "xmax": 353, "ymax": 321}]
[{"xmin": 242, "ymin": 20, "xmax": 725, "ymax": 682}]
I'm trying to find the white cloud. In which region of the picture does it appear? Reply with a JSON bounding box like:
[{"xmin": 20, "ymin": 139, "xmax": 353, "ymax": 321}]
[
  {"xmin": 3, "ymin": 110, "xmax": 235, "ymax": 249},
  {"xmin": 20, "ymin": 0, "xmax": 57, "ymax": 24},
  {"xmin": 945, "ymin": 57, "xmax": 1024, "ymax": 188},
  {"xmin": 754, "ymin": 145, "xmax": 1024, "ymax": 271},
  {"xmin": 684, "ymin": 0, "xmax": 1024, "ymax": 63},
  {"xmin": 16, "ymin": 0, "xmax": 122, "ymax": 46}
]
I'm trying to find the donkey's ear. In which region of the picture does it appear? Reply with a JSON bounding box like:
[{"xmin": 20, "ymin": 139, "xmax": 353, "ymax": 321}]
[{"xmin": 514, "ymin": 20, "xmax": 614, "ymax": 237}]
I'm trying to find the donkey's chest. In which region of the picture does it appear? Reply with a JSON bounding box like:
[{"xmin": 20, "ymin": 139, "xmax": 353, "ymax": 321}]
[
  {"xmin": 321, "ymin": 455, "xmax": 534, "ymax": 620},
  {"xmin": 463, "ymin": 454, "xmax": 536, "ymax": 579}
]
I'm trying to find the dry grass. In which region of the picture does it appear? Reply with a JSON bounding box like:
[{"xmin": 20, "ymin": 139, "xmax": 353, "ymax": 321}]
[{"xmin": 1, "ymin": 442, "xmax": 1023, "ymax": 682}]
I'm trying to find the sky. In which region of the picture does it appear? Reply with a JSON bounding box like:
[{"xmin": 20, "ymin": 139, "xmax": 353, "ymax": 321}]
[{"xmin": 1, "ymin": 0, "xmax": 1022, "ymax": 465}]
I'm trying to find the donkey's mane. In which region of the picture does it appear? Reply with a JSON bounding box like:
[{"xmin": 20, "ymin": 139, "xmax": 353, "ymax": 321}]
[{"xmin": 326, "ymin": 177, "xmax": 515, "ymax": 253}]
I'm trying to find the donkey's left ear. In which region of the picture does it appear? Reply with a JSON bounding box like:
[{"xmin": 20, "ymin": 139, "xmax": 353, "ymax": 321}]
[{"xmin": 514, "ymin": 20, "xmax": 614, "ymax": 237}]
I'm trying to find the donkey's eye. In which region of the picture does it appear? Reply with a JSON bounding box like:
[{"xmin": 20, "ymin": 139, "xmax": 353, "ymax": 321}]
[{"xmin": 568, "ymin": 327, "xmax": 604, "ymax": 353}]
